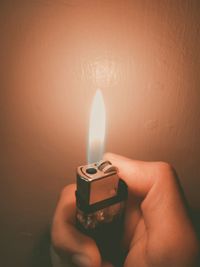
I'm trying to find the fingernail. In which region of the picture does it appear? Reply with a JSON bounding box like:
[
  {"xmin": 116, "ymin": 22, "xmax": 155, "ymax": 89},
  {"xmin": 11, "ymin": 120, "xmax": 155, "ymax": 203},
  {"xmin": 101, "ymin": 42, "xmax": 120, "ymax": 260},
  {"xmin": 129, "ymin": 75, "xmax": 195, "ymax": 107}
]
[{"xmin": 71, "ymin": 254, "xmax": 92, "ymax": 267}]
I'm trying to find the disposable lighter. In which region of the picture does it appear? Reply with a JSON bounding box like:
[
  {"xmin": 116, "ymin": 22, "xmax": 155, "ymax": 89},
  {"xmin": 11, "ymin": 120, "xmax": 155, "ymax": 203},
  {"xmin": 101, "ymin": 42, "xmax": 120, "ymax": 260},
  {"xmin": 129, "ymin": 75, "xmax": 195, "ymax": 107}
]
[{"xmin": 75, "ymin": 160, "xmax": 128, "ymax": 265}]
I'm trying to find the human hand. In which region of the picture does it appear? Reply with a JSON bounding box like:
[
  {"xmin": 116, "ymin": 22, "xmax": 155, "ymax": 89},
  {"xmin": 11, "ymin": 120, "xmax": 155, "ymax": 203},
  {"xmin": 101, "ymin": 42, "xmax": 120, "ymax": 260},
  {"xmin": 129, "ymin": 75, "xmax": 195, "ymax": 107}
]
[{"xmin": 51, "ymin": 153, "xmax": 199, "ymax": 267}]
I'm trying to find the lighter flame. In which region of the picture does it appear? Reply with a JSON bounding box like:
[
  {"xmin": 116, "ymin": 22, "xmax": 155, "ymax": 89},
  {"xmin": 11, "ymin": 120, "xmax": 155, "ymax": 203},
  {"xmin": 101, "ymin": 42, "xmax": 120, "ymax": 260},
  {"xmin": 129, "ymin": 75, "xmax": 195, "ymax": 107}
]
[{"xmin": 87, "ymin": 89, "xmax": 106, "ymax": 164}]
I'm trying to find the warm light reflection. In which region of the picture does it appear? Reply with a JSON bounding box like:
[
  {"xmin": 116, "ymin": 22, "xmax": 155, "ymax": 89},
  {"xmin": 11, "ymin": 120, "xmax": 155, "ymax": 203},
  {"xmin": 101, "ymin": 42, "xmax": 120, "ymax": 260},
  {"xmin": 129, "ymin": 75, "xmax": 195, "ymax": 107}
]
[{"xmin": 88, "ymin": 89, "xmax": 106, "ymax": 164}]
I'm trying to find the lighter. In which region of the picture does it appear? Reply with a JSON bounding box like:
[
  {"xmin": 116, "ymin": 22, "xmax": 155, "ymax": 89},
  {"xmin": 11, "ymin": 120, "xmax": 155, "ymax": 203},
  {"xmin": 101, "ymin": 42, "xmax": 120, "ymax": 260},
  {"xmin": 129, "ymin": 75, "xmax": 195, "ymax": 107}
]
[{"xmin": 75, "ymin": 159, "xmax": 128, "ymax": 265}]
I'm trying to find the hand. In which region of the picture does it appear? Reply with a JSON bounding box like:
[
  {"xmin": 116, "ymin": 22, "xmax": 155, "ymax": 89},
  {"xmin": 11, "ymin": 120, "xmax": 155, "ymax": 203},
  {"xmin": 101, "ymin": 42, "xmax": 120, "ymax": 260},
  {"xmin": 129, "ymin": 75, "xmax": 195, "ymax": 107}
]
[{"xmin": 51, "ymin": 153, "xmax": 199, "ymax": 267}]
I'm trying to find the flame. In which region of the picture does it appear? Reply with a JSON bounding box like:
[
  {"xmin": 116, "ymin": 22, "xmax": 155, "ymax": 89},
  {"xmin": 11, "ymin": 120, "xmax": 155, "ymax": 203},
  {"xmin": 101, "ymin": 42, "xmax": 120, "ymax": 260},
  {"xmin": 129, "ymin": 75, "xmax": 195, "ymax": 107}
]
[{"xmin": 88, "ymin": 89, "xmax": 106, "ymax": 163}]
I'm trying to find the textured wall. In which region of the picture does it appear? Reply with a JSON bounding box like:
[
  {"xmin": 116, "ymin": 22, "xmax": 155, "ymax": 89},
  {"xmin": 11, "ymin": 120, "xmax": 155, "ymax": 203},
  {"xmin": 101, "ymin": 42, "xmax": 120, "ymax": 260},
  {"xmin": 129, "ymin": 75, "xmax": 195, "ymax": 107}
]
[{"xmin": 0, "ymin": 1, "xmax": 200, "ymax": 266}]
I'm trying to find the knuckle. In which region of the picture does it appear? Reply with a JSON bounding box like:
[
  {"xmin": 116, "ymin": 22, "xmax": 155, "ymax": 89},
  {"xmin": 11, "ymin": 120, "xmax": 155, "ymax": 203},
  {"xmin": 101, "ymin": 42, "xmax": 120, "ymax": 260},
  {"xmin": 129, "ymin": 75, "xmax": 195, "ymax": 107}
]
[
  {"xmin": 156, "ymin": 161, "xmax": 175, "ymax": 173},
  {"xmin": 152, "ymin": 161, "xmax": 178, "ymax": 183}
]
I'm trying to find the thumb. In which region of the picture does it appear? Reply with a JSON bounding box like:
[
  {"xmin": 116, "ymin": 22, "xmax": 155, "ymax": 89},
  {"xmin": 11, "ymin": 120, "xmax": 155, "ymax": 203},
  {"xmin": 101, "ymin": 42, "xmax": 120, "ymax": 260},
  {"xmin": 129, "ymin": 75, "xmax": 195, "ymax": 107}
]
[
  {"xmin": 103, "ymin": 153, "xmax": 164, "ymax": 197},
  {"xmin": 51, "ymin": 184, "xmax": 101, "ymax": 267},
  {"xmin": 103, "ymin": 152, "xmax": 184, "ymax": 212},
  {"xmin": 103, "ymin": 153, "xmax": 196, "ymax": 237}
]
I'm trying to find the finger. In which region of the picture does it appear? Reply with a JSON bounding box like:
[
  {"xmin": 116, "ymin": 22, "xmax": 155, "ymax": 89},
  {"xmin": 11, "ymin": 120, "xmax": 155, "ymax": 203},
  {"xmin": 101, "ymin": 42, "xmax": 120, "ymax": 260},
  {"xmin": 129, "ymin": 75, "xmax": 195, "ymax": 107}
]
[
  {"xmin": 104, "ymin": 153, "xmax": 197, "ymax": 250},
  {"xmin": 103, "ymin": 153, "xmax": 159, "ymax": 197},
  {"xmin": 103, "ymin": 153, "xmax": 185, "ymax": 212},
  {"xmin": 51, "ymin": 184, "xmax": 101, "ymax": 267}
]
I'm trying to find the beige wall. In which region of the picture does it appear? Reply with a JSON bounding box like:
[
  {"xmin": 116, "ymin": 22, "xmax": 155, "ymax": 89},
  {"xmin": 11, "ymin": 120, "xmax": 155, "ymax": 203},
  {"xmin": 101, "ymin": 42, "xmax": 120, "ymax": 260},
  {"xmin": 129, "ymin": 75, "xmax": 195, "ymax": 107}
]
[{"xmin": 0, "ymin": 1, "xmax": 200, "ymax": 266}]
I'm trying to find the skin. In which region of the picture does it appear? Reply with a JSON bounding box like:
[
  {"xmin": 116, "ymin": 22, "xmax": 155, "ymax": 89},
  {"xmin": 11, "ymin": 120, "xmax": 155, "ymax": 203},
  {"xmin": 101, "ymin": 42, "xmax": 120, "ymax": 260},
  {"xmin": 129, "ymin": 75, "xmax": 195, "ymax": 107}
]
[{"xmin": 51, "ymin": 153, "xmax": 199, "ymax": 267}]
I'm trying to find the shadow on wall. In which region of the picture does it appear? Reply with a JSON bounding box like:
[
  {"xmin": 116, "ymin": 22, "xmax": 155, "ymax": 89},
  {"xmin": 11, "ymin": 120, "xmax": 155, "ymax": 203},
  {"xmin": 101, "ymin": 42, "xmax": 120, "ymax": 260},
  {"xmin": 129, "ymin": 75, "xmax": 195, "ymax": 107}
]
[
  {"xmin": 31, "ymin": 227, "xmax": 52, "ymax": 267},
  {"xmin": 192, "ymin": 212, "xmax": 200, "ymax": 242}
]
